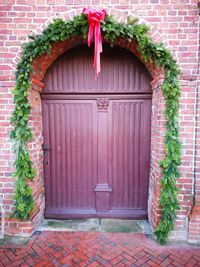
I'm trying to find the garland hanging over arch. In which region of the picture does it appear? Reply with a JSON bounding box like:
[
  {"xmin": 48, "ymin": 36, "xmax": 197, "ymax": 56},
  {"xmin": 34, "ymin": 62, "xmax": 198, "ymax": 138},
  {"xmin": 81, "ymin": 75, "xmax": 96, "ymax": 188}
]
[{"xmin": 10, "ymin": 13, "xmax": 181, "ymax": 244}]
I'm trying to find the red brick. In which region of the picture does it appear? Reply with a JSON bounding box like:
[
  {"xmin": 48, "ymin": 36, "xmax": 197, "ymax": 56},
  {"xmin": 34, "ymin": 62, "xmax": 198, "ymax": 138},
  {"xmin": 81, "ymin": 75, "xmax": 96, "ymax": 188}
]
[{"xmin": 1, "ymin": 232, "xmax": 200, "ymax": 267}]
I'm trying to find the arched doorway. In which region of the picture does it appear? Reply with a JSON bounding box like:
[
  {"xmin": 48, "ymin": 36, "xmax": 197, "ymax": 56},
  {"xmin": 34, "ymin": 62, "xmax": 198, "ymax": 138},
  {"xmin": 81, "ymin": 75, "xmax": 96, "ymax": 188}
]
[{"xmin": 41, "ymin": 44, "xmax": 152, "ymax": 219}]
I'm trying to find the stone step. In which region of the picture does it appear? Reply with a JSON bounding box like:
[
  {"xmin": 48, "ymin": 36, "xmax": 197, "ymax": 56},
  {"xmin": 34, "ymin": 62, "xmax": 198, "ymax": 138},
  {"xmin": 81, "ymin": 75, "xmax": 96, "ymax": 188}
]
[{"xmin": 37, "ymin": 219, "xmax": 152, "ymax": 236}]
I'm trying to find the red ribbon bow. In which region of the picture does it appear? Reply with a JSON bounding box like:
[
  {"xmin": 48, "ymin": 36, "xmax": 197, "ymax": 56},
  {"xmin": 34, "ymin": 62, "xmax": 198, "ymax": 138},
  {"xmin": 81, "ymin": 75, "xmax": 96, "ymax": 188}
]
[{"xmin": 82, "ymin": 8, "xmax": 106, "ymax": 78}]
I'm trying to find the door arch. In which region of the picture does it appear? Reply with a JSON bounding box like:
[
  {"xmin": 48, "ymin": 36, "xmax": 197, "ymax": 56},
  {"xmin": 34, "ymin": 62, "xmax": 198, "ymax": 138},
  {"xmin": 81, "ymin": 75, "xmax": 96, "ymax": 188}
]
[{"xmin": 41, "ymin": 44, "xmax": 152, "ymax": 219}]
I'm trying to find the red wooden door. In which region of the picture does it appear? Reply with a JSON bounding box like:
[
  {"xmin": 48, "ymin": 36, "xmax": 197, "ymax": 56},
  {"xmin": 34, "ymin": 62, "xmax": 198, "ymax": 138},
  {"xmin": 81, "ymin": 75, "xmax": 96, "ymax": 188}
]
[
  {"xmin": 42, "ymin": 45, "xmax": 152, "ymax": 219},
  {"xmin": 42, "ymin": 100, "xmax": 98, "ymax": 217},
  {"xmin": 108, "ymin": 98, "xmax": 151, "ymax": 218}
]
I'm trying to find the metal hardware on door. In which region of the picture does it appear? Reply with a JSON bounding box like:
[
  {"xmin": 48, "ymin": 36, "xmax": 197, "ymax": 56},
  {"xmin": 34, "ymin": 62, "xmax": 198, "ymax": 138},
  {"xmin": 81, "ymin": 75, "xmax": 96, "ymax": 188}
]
[{"xmin": 42, "ymin": 143, "xmax": 49, "ymax": 156}]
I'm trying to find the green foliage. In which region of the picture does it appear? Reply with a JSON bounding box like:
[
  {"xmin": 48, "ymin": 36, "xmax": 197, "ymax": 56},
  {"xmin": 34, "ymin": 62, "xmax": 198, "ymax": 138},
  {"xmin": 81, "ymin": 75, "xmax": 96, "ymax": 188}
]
[{"xmin": 11, "ymin": 13, "xmax": 181, "ymax": 244}]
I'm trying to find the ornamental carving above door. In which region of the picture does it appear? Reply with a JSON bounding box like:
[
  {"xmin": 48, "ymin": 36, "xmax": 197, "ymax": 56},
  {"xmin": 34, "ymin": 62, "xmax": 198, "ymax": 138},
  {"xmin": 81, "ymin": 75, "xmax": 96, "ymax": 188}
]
[{"xmin": 96, "ymin": 98, "xmax": 110, "ymax": 111}]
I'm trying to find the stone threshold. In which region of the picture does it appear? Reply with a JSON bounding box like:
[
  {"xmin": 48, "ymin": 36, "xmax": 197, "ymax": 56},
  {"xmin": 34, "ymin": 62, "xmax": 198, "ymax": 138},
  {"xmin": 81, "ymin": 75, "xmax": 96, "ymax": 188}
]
[{"xmin": 37, "ymin": 219, "xmax": 153, "ymax": 237}]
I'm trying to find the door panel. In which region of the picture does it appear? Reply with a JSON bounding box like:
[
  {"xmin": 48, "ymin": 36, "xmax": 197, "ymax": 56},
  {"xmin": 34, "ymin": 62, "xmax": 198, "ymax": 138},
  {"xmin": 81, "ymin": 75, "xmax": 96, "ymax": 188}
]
[
  {"xmin": 43, "ymin": 45, "xmax": 152, "ymax": 94},
  {"xmin": 42, "ymin": 100, "xmax": 98, "ymax": 218},
  {"xmin": 108, "ymin": 99, "xmax": 151, "ymax": 216},
  {"xmin": 42, "ymin": 97, "xmax": 151, "ymax": 219}
]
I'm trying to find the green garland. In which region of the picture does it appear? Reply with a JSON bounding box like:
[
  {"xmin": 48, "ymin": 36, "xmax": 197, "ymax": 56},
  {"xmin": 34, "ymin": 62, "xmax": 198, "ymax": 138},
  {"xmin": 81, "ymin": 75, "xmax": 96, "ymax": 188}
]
[{"xmin": 10, "ymin": 14, "xmax": 181, "ymax": 244}]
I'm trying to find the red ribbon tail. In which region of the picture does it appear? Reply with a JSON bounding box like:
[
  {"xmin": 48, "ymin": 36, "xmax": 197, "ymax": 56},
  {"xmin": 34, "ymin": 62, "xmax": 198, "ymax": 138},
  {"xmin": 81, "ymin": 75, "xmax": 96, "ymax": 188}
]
[
  {"xmin": 82, "ymin": 8, "xmax": 106, "ymax": 79},
  {"xmin": 88, "ymin": 22, "xmax": 94, "ymax": 47},
  {"xmin": 93, "ymin": 22, "xmax": 102, "ymax": 79}
]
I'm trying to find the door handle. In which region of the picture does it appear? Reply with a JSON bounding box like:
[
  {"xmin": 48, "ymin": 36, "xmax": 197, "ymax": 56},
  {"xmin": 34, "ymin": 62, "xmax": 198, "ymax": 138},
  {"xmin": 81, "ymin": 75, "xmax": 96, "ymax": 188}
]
[{"xmin": 42, "ymin": 143, "xmax": 50, "ymax": 156}]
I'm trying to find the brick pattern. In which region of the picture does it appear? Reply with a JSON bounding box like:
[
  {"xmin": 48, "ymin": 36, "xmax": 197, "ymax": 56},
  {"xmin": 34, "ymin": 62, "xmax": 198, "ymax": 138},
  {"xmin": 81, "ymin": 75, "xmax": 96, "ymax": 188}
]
[
  {"xmin": 0, "ymin": 231, "xmax": 200, "ymax": 267},
  {"xmin": 188, "ymin": 19, "xmax": 200, "ymax": 242},
  {"xmin": 0, "ymin": 1, "xmax": 199, "ymax": 243},
  {"xmin": 148, "ymin": 77, "xmax": 166, "ymax": 229}
]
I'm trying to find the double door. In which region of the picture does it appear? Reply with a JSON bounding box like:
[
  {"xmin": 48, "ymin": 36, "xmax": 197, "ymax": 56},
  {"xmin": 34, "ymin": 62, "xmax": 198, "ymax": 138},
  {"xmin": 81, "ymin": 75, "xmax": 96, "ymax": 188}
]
[{"xmin": 42, "ymin": 94, "xmax": 151, "ymax": 219}]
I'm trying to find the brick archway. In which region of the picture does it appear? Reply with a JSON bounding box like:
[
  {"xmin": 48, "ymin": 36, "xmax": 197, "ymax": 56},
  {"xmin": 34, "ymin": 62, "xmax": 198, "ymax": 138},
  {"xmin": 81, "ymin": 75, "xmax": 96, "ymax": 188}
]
[
  {"xmin": 27, "ymin": 39, "xmax": 165, "ymax": 236},
  {"xmin": 5, "ymin": 8, "xmax": 172, "ymax": 237}
]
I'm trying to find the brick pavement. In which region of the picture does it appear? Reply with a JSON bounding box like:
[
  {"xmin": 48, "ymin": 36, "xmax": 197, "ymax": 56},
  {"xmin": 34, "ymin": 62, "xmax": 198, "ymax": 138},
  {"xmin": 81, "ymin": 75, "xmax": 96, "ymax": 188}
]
[{"xmin": 0, "ymin": 231, "xmax": 200, "ymax": 267}]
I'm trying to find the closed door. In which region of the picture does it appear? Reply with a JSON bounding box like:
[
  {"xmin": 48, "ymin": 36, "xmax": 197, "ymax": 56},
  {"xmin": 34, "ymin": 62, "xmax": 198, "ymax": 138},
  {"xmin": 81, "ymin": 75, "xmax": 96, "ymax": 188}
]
[{"xmin": 42, "ymin": 45, "xmax": 152, "ymax": 219}]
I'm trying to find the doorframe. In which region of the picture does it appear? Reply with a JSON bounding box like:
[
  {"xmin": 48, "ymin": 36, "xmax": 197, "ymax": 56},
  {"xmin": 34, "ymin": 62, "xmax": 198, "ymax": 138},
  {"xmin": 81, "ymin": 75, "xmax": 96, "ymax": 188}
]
[
  {"xmin": 9, "ymin": 9, "xmax": 172, "ymax": 236},
  {"xmin": 27, "ymin": 36, "xmax": 166, "ymax": 231},
  {"xmin": 41, "ymin": 88, "xmax": 152, "ymax": 219}
]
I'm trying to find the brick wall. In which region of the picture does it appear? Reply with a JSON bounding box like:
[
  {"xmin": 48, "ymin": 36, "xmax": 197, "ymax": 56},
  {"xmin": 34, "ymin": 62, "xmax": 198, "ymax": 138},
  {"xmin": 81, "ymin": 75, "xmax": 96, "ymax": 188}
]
[
  {"xmin": 0, "ymin": 0, "xmax": 199, "ymax": 243},
  {"xmin": 188, "ymin": 14, "xmax": 200, "ymax": 243}
]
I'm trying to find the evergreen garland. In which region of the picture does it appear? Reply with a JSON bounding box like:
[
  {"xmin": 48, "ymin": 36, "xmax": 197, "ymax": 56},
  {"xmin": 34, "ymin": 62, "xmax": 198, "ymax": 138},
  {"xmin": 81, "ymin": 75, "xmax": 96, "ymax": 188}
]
[{"xmin": 10, "ymin": 14, "xmax": 181, "ymax": 244}]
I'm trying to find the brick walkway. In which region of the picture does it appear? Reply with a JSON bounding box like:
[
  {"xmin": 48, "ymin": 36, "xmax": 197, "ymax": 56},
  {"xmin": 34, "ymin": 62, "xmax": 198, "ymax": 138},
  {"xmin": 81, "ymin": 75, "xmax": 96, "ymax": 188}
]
[{"xmin": 0, "ymin": 231, "xmax": 200, "ymax": 267}]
